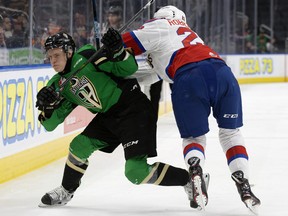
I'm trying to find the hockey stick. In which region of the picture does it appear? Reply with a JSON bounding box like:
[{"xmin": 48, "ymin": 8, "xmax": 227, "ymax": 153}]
[
  {"xmin": 91, "ymin": 0, "xmax": 100, "ymax": 50},
  {"xmin": 57, "ymin": 0, "xmax": 155, "ymax": 92}
]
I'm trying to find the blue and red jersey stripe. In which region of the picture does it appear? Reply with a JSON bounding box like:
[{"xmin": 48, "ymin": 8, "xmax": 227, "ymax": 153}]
[{"xmin": 122, "ymin": 32, "xmax": 146, "ymax": 55}]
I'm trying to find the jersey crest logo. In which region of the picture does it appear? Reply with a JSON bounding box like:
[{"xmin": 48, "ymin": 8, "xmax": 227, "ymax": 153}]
[
  {"xmin": 59, "ymin": 77, "xmax": 66, "ymax": 86},
  {"xmin": 70, "ymin": 76, "xmax": 102, "ymax": 109}
]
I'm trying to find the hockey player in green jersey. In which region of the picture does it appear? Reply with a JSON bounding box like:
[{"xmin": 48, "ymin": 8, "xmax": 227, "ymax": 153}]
[{"xmin": 37, "ymin": 28, "xmax": 192, "ymax": 207}]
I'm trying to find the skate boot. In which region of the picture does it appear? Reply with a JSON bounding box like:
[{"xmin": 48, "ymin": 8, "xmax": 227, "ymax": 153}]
[
  {"xmin": 184, "ymin": 157, "xmax": 209, "ymax": 210},
  {"xmin": 232, "ymin": 171, "xmax": 261, "ymax": 215},
  {"xmin": 38, "ymin": 185, "xmax": 74, "ymax": 207}
]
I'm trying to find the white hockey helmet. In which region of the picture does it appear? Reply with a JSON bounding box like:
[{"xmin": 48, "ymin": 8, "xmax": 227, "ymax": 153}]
[{"xmin": 153, "ymin": 5, "xmax": 186, "ymax": 23}]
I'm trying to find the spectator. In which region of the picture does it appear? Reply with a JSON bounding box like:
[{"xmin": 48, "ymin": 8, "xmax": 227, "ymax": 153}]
[
  {"xmin": 89, "ymin": 5, "xmax": 123, "ymax": 46},
  {"xmin": 41, "ymin": 19, "xmax": 62, "ymax": 48},
  {"xmin": 0, "ymin": 14, "xmax": 2, "ymax": 27},
  {"xmin": 257, "ymin": 31, "xmax": 269, "ymax": 53},
  {"xmin": 73, "ymin": 12, "xmax": 88, "ymax": 48},
  {"xmin": 0, "ymin": 26, "xmax": 9, "ymax": 65},
  {"xmin": 101, "ymin": 6, "xmax": 123, "ymax": 34},
  {"xmin": 18, "ymin": 14, "xmax": 29, "ymax": 37},
  {"xmin": 266, "ymin": 37, "xmax": 278, "ymax": 53},
  {"xmin": 6, "ymin": 15, "xmax": 28, "ymax": 48},
  {"xmin": 245, "ymin": 40, "xmax": 256, "ymax": 54},
  {"xmin": 2, "ymin": 16, "xmax": 13, "ymax": 40},
  {"xmin": 0, "ymin": 25, "xmax": 7, "ymax": 47}
]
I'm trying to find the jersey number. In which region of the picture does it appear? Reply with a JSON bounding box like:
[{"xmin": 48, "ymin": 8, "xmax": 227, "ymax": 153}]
[{"xmin": 177, "ymin": 27, "xmax": 198, "ymax": 47}]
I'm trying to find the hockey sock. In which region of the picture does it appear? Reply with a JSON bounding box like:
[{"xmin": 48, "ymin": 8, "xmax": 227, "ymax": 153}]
[
  {"xmin": 219, "ymin": 128, "xmax": 249, "ymax": 177},
  {"xmin": 61, "ymin": 153, "xmax": 89, "ymax": 192},
  {"xmin": 142, "ymin": 162, "xmax": 189, "ymax": 186},
  {"xmin": 183, "ymin": 136, "xmax": 206, "ymax": 168}
]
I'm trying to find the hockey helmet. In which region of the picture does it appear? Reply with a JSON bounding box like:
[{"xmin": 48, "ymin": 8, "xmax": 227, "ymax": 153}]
[
  {"xmin": 154, "ymin": 5, "xmax": 186, "ymax": 23},
  {"xmin": 44, "ymin": 32, "xmax": 76, "ymax": 53}
]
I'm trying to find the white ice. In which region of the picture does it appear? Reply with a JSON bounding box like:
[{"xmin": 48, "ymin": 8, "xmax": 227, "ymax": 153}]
[{"xmin": 1, "ymin": 83, "xmax": 288, "ymax": 216}]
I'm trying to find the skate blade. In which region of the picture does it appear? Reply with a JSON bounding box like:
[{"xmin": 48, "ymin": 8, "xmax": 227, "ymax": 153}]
[
  {"xmin": 38, "ymin": 202, "xmax": 68, "ymax": 208},
  {"xmin": 244, "ymin": 199, "xmax": 260, "ymax": 215},
  {"xmin": 193, "ymin": 175, "xmax": 207, "ymax": 211},
  {"xmin": 203, "ymin": 173, "xmax": 210, "ymax": 189}
]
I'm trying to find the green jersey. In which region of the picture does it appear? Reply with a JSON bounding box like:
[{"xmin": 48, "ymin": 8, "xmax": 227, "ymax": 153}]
[{"xmin": 41, "ymin": 44, "xmax": 138, "ymax": 131}]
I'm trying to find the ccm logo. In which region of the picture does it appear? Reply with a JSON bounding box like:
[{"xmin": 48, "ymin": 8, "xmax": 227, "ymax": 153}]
[
  {"xmin": 123, "ymin": 140, "xmax": 139, "ymax": 149},
  {"xmin": 223, "ymin": 114, "xmax": 238, "ymax": 118}
]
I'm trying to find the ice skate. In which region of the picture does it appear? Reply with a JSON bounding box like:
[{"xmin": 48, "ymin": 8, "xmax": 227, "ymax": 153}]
[
  {"xmin": 232, "ymin": 171, "xmax": 261, "ymax": 215},
  {"xmin": 184, "ymin": 157, "xmax": 209, "ymax": 210},
  {"xmin": 38, "ymin": 185, "xmax": 74, "ymax": 207}
]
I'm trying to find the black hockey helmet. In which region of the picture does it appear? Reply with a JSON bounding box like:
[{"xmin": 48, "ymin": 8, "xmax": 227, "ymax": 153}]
[{"xmin": 44, "ymin": 32, "xmax": 76, "ymax": 53}]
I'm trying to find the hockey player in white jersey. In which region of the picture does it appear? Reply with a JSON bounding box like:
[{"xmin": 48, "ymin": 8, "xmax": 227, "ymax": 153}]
[{"xmin": 122, "ymin": 5, "xmax": 261, "ymax": 214}]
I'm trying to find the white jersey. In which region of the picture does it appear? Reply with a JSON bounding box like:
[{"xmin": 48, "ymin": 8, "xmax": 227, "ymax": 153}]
[{"xmin": 123, "ymin": 18, "xmax": 222, "ymax": 82}]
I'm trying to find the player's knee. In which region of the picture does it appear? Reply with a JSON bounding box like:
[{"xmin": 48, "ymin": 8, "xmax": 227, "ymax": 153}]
[
  {"xmin": 70, "ymin": 134, "xmax": 95, "ymax": 160},
  {"xmin": 125, "ymin": 156, "xmax": 150, "ymax": 185},
  {"xmin": 219, "ymin": 128, "xmax": 245, "ymax": 151}
]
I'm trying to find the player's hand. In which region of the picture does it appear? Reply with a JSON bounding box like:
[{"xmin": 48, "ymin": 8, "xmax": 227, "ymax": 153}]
[
  {"xmin": 36, "ymin": 86, "xmax": 61, "ymax": 115},
  {"xmin": 101, "ymin": 28, "xmax": 126, "ymax": 61}
]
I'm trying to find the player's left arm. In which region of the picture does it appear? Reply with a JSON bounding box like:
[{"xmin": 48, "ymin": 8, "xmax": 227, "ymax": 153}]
[{"xmin": 98, "ymin": 28, "xmax": 138, "ymax": 77}]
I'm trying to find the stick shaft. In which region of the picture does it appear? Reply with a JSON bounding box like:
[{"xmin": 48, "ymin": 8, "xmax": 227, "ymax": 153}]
[
  {"xmin": 91, "ymin": 0, "xmax": 100, "ymax": 50},
  {"xmin": 118, "ymin": 0, "xmax": 155, "ymax": 33}
]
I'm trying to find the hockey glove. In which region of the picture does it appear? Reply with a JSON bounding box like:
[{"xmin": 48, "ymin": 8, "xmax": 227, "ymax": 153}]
[
  {"xmin": 36, "ymin": 86, "xmax": 62, "ymax": 118},
  {"xmin": 101, "ymin": 27, "xmax": 126, "ymax": 61}
]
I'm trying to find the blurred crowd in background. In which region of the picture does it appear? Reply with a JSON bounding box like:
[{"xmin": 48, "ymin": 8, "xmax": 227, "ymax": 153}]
[{"xmin": 0, "ymin": 0, "xmax": 287, "ymax": 66}]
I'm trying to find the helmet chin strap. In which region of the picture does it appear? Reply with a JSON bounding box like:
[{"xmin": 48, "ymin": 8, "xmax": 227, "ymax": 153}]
[
  {"xmin": 61, "ymin": 52, "xmax": 73, "ymax": 75},
  {"xmin": 65, "ymin": 52, "xmax": 70, "ymax": 60}
]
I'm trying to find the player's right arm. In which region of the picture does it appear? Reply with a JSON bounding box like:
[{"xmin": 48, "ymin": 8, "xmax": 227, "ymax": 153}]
[
  {"xmin": 36, "ymin": 81, "xmax": 76, "ymax": 131},
  {"xmin": 39, "ymin": 99, "xmax": 76, "ymax": 131}
]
